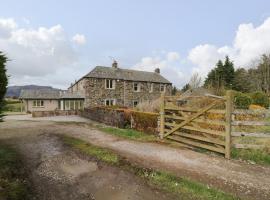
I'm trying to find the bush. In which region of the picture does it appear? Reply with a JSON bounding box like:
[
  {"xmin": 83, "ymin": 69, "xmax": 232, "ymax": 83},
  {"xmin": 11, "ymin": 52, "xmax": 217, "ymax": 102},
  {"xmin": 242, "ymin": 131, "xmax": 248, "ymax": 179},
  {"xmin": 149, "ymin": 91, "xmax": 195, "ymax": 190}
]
[
  {"xmin": 249, "ymin": 104, "xmax": 266, "ymax": 110},
  {"xmin": 234, "ymin": 92, "xmax": 252, "ymax": 109},
  {"xmin": 131, "ymin": 111, "xmax": 159, "ymax": 135},
  {"xmin": 135, "ymin": 99, "xmax": 160, "ymax": 113},
  {"xmin": 250, "ymin": 92, "xmax": 269, "ymax": 108}
]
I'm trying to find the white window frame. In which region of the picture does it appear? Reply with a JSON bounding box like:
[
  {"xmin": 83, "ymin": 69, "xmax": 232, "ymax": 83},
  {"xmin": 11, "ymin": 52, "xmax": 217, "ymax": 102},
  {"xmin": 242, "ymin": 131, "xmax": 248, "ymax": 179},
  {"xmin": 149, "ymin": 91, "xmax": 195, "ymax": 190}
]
[
  {"xmin": 133, "ymin": 100, "xmax": 139, "ymax": 108},
  {"xmin": 133, "ymin": 82, "xmax": 141, "ymax": 92},
  {"xmin": 105, "ymin": 79, "xmax": 115, "ymax": 89},
  {"xmin": 149, "ymin": 83, "xmax": 154, "ymax": 93},
  {"xmin": 33, "ymin": 100, "xmax": 44, "ymax": 108},
  {"xmin": 105, "ymin": 99, "xmax": 116, "ymax": 106},
  {"xmin": 160, "ymin": 84, "xmax": 166, "ymax": 92}
]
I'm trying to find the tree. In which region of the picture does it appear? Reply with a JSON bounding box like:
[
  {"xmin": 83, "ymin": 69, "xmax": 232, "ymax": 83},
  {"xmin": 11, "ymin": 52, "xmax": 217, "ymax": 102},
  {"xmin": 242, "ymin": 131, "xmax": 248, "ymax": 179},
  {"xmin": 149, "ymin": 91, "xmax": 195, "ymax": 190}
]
[
  {"xmin": 0, "ymin": 52, "xmax": 8, "ymax": 121},
  {"xmin": 181, "ymin": 83, "xmax": 191, "ymax": 92},
  {"xmin": 171, "ymin": 86, "xmax": 178, "ymax": 95},
  {"xmin": 232, "ymin": 68, "xmax": 252, "ymax": 93},
  {"xmin": 204, "ymin": 56, "xmax": 235, "ymax": 94},
  {"xmin": 189, "ymin": 72, "xmax": 202, "ymax": 89},
  {"xmin": 257, "ymin": 54, "xmax": 270, "ymax": 94},
  {"xmin": 222, "ymin": 56, "xmax": 234, "ymax": 88}
]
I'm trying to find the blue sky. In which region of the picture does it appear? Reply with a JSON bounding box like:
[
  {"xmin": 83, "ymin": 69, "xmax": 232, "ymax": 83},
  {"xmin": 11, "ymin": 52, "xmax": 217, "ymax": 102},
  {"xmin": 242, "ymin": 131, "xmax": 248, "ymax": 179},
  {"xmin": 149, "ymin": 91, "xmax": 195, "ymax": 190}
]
[{"xmin": 1, "ymin": 0, "xmax": 270, "ymax": 88}]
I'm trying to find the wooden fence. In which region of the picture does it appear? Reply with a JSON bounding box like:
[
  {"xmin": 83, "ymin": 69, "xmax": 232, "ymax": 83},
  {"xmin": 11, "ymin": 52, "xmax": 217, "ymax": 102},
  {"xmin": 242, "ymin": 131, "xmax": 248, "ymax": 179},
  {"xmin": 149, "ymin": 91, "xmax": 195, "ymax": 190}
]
[
  {"xmin": 159, "ymin": 91, "xmax": 270, "ymax": 159},
  {"xmin": 231, "ymin": 110, "xmax": 270, "ymax": 149}
]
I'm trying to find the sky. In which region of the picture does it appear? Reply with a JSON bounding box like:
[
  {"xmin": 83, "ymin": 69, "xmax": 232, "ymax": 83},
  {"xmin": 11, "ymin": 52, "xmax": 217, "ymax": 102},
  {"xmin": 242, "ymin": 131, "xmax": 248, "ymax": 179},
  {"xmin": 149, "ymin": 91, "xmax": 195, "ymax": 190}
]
[{"xmin": 1, "ymin": 0, "xmax": 270, "ymax": 89}]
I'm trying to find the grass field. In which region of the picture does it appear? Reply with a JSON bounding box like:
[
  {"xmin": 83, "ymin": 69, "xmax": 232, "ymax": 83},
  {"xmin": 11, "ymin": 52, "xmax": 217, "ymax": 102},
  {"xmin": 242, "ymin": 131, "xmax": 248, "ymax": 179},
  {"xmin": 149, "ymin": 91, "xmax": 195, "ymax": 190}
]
[{"xmin": 3, "ymin": 99, "xmax": 23, "ymax": 112}]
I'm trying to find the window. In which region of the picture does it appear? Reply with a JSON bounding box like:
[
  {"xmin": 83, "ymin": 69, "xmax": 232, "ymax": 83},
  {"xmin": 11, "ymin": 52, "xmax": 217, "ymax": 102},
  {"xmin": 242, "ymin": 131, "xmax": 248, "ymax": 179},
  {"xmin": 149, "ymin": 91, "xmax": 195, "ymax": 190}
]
[
  {"xmin": 133, "ymin": 82, "xmax": 140, "ymax": 92},
  {"xmin": 105, "ymin": 99, "xmax": 115, "ymax": 106},
  {"xmin": 160, "ymin": 84, "xmax": 166, "ymax": 92},
  {"xmin": 105, "ymin": 79, "xmax": 115, "ymax": 89},
  {"xmin": 133, "ymin": 100, "xmax": 139, "ymax": 107},
  {"xmin": 33, "ymin": 100, "xmax": 44, "ymax": 107},
  {"xmin": 149, "ymin": 83, "xmax": 153, "ymax": 93}
]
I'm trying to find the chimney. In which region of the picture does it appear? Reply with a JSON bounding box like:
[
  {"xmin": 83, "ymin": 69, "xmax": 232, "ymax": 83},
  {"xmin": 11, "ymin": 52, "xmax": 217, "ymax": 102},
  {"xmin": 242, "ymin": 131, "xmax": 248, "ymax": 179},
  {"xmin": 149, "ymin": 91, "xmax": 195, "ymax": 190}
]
[
  {"xmin": 154, "ymin": 68, "xmax": 160, "ymax": 74},
  {"xmin": 112, "ymin": 60, "xmax": 118, "ymax": 68}
]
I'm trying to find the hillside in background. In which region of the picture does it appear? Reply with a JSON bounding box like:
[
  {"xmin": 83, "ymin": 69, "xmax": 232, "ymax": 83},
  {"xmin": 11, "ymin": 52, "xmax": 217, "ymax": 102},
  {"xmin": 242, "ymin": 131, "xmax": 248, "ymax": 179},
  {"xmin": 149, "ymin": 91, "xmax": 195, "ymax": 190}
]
[{"xmin": 5, "ymin": 85, "xmax": 60, "ymax": 98}]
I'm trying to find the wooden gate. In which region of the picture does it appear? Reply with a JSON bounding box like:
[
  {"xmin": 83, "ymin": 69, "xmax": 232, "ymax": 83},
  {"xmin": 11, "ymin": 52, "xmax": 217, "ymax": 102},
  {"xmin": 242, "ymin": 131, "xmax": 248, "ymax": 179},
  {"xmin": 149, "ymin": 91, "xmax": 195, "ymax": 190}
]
[{"xmin": 160, "ymin": 91, "xmax": 233, "ymax": 159}]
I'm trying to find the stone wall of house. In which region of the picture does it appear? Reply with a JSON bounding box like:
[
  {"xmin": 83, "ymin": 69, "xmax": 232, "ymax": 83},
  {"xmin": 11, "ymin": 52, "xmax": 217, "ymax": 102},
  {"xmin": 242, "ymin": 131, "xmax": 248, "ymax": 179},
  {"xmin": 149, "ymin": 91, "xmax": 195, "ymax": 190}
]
[
  {"xmin": 84, "ymin": 77, "xmax": 172, "ymax": 108},
  {"xmin": 68, "ymin": 78, "xmax": 87, "ymax": 95}
]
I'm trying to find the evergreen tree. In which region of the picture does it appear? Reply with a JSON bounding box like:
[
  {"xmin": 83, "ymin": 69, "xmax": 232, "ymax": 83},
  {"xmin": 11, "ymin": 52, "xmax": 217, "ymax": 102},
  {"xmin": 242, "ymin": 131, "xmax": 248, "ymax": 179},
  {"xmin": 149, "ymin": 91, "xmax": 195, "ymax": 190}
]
[
  {"xmin": 204, "ymin": 56, "xmax": 235, "ymax": 92},
  {"xmin": 223, "ymin": 56, "xmax": 234, "ymax": 88},
  {"xmin": 171, "ymin": 86, "xmax": 178, "ymax": 95},
  {"xmin": 0, "ymin": 52, "xmax": 8, "ymax": 121},
  {"xmin": 233, "ymin": 68, "xmax": 252, "ymax": 93},
  {"xmin": 181, "ymin": 83, "xmax": 191, "ymax": 93}
]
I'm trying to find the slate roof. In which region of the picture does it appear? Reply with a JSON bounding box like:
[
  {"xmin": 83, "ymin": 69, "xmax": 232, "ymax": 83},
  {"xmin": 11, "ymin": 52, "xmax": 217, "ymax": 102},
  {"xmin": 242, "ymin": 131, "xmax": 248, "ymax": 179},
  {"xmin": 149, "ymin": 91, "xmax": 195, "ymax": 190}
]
[
  {"xmin": 20, "ymin": 89, "xmax": 60, "ymax": 99},
  {"xmin": 84, "ymin": 66, "xmax": 171, "ymax": 84},
  {"xmin": 60, "ymin": 91, "xmax": 85, "ymax": 99},
  {"xmin": 19, "ymin": 89, "xmax": 84, "ymax": 99}
]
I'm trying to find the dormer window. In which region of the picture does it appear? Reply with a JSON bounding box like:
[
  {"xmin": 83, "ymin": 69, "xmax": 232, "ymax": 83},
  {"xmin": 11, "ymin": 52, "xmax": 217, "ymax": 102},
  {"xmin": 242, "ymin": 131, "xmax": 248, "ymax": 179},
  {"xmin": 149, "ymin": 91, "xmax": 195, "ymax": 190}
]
[
  {"xmin": 105, "ymin": 79, "xmax": 115, "ymax": 89},
  {"xmin": 133, "ymin": 82, "xmax": 141, "ymax": 92},
  {"xmin": 160, "ymin": 84, "xmax": 166, "ymax": 92}
]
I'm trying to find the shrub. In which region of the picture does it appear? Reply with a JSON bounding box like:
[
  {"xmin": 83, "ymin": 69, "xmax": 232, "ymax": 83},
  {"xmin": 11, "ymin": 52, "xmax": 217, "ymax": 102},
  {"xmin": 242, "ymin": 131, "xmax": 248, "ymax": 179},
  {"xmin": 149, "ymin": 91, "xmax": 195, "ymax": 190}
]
[
  {"xmin": 234, "ymin": 92, "xmax": 252, "ymax": 109},
  {"xmin": 250, "ymin": 92, "xmax": 269, "ymax": 108},
  {"xmin": 135, "ymin": 99, "xmax": 160, "ymax": 113},
  {"xmin": 249, "ymin": 104, "xmax": 266, "ymax": 110},
  {"xmin": 131, "ymin": 111, "xmax": 159, "ymax": 135}
]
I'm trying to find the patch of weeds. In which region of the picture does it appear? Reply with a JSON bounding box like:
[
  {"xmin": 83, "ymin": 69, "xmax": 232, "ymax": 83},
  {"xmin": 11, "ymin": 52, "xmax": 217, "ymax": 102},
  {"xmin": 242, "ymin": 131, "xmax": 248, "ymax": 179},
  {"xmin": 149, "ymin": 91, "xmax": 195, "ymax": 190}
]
[
  {"xmin": 232, "ymin": 147, "xmax": 270, "ymax": 166},
  {"xmin": 62, "ymin": 136, "xmax": 118, "ymax": 164},
  {"xmin": 99, "ymin": 127, "xmax": 156, "ymax": 142},
  {"xmin": 0, "ymin": 144, "xmax": 30, "ymax": 200},
  {"xmin": 61, "ymin": 136, "xmax": 237, "ymax": 200}
]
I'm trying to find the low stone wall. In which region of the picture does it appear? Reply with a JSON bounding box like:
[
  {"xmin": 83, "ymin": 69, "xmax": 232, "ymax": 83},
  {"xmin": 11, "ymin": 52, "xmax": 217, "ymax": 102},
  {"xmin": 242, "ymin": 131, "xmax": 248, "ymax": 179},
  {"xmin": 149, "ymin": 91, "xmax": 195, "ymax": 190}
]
[
  {"xmin": 81, "ymin": 107, "xmax": 128, "ymax": 128},
  {"xmin": 81, "ymin": 107, "xmax": 159, "ymax": 135},
  {"xmin": 32, "ymin": 110, "xmax": 80, "ymax": 118}
]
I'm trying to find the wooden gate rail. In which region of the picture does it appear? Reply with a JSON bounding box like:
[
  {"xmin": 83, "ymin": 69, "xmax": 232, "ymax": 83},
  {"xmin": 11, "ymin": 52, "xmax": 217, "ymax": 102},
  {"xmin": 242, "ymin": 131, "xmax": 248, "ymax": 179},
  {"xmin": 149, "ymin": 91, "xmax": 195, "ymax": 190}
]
[{"xmin": 160, "ymin": 90, "xmax": 233, "ymax": 159}]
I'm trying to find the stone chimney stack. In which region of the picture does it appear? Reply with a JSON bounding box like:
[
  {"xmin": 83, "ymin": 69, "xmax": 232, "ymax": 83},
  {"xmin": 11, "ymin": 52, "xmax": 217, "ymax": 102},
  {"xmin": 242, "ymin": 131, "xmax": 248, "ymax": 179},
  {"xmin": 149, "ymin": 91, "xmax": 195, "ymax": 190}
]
[
  {"xmin": 154, "ymin": 68, "xmax": 160, "ymax": 74},
  {"xmin": 112, "ymin": 60, "xmax": 118, "ymax": 68}
]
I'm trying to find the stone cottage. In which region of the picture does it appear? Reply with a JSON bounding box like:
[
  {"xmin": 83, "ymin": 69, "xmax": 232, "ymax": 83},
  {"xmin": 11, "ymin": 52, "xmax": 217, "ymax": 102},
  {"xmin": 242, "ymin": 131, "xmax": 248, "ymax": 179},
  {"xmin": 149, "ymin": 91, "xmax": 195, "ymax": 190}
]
[
  {"xmin": 69, "ymin": 61, "xmax": 172, "ymax": 108},
  {"xmin": 19, "ymin": 89, "xmax": 84, "ymax": 112}
]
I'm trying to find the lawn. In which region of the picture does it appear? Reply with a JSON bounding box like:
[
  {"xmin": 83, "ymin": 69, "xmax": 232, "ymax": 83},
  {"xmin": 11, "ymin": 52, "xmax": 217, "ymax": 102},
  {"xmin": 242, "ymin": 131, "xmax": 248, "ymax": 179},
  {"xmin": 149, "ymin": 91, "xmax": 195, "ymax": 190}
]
[
  {"xmin": 61, "ymin": 135, "xmax": 238, "ymax": 200},
  {"xmin": 3, "ymin": 99, "xmax": 23, "ymax": 112}
]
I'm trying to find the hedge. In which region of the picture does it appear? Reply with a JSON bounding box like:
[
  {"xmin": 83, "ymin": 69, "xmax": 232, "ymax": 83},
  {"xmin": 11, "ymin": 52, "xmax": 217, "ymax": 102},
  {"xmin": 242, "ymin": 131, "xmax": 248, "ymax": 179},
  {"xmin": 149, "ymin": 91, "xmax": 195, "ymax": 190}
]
[{"xmin": 81, "ymin": 107, "xmax": 159, "ymax": 135}]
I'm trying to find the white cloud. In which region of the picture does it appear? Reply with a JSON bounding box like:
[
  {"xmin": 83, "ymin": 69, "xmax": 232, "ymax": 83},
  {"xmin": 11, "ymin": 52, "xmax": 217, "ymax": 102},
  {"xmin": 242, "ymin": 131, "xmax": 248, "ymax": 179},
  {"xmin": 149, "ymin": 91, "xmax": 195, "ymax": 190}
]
[
  {"xmin": 72, "ymin": 34, "xmax": 86, "ymax": 45},
  {"xmin": 0, "ymin": 18, "xmax": 86, "ymax": 89},
  {"xmin": 0, "ymin": 18, "xmax": 17, "ymax": 38},
  {"xmin": 188, "ymin": 17, "xmax": 270, "ymax": 77},
  {"xmin": 167, "ymin": 52, "xmax": 180, "ymax": 62},
  {"xmin": 133, "ymin": 52, "xmax": 188, "ymax": 87}
]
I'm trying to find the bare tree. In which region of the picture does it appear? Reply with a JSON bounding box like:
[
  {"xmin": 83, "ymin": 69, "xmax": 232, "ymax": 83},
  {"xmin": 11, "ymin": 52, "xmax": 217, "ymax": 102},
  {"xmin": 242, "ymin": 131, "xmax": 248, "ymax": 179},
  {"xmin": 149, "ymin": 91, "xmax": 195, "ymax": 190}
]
[{"xmin": 189, "ymin": 72, "xmax": 202, "ymax": 89}]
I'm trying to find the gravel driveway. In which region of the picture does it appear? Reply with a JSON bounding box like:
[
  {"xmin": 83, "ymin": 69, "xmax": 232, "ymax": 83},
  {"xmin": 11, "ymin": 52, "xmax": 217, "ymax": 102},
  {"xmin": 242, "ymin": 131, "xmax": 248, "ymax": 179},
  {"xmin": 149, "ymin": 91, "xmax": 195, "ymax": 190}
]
[{"xmin": 2, "ymin": 117, "xmax": 270, "ymax": 199}]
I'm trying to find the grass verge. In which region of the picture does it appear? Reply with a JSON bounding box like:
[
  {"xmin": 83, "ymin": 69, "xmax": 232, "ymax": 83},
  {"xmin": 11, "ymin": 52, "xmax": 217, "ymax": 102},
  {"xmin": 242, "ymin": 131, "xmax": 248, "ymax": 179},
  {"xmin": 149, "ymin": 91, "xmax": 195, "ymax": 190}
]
[
  {"xmin": 99, "ymin": 126, "xmax": 157, "ymax": 142},
  {"xmin": 61, "ymin": 135, "xmax": 237, "ymax": 200},
  {"xmin": 0, "ymin": 144, "xmax": 30, "ymax": 200},
  {"xmin": 232, "ymin": 147, "xmax": 270, "ymax": 165},
  {"xmin": 56, "ymin": 121, "xmax": 157, "ymax": 142}
]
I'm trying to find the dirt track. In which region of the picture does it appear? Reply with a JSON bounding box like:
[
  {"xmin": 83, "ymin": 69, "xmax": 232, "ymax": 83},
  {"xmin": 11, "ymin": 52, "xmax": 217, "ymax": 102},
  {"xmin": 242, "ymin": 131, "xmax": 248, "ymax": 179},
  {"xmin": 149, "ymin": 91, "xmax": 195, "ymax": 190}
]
[
  {"xmin": 0, "ymin": 120, "xmax": 174, "ymax": 200},
  {"xmin": 1, "ymin": 118, "xmax": 270, "ymax": 199}
]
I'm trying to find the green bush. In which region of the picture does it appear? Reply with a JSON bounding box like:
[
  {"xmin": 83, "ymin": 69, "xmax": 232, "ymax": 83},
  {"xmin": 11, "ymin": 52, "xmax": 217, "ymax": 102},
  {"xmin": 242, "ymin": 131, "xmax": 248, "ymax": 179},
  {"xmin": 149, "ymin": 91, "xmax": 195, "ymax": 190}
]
[
  {"xmin": 250, "ymin": 92, "xmax": 269, "ymax": 108},
  {"xmin": 234, "ymin": 92, "xmax": 252, "ymax": 109}
]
